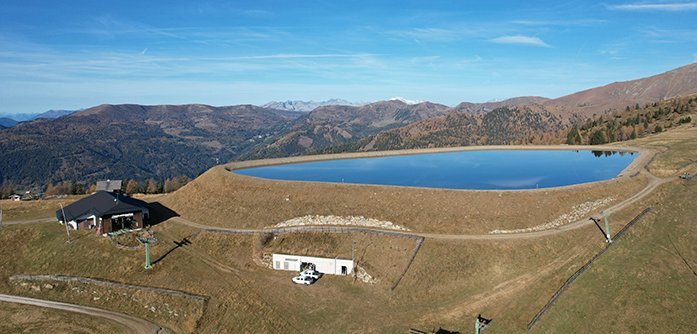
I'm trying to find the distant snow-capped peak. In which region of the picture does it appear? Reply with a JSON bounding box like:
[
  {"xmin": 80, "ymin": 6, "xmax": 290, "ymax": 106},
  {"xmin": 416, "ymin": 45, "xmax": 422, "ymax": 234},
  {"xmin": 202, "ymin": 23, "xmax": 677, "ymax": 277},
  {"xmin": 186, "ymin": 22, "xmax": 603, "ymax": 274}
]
[
  {"xmin": 262, "ymin": 99, "xmax": 365, "ymax": 112},
  {"xmin": 389, "ymin": 97, "xmax": 425, "ymax": 105}
]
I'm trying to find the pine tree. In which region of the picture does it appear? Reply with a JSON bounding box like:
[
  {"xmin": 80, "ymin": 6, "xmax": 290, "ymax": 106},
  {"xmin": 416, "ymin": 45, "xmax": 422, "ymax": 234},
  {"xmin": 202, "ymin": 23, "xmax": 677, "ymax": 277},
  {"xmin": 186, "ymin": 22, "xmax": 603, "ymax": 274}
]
[{"xmin": 589, "ymin": 130, "xmax": 606, "ymax": 145}]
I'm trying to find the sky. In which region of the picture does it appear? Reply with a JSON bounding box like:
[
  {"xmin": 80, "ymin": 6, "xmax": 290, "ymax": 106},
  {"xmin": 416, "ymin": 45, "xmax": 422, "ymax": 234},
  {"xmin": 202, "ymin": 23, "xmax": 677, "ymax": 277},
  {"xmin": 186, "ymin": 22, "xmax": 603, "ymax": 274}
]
[{"xmin": 1, "ymin": 1, "xmax": 696, "ymax": 115}]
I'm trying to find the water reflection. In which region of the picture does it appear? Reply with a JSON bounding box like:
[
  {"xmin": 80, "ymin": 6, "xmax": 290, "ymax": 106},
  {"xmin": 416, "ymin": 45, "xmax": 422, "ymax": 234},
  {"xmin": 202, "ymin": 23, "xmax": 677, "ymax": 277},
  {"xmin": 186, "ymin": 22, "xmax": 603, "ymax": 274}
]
[
  {"xmin": 591, "ymin": 151, "xmax": 635, "ymax": 157},
  {"xmin": 235, "ymin": 150, "xmax": 637, "ymax": 190}
]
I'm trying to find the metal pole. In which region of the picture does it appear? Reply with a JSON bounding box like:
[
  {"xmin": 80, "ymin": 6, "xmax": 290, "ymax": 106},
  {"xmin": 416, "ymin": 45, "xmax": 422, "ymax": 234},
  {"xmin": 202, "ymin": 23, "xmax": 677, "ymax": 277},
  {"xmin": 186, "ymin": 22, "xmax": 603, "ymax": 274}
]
[
  {"xmin": 60, "ymin": 203, "xmax": 71, "ymax": 243},
  {"xmin": 602, "ymin": 210, "xmax": 612, "ymax": 243},
  {"xmin": 144, "ymin": 241, "xmax": 152, "ymax": 269},
  {"xmin": 352, "ymin": 240, "xmax": 356, "ymax": 281}
]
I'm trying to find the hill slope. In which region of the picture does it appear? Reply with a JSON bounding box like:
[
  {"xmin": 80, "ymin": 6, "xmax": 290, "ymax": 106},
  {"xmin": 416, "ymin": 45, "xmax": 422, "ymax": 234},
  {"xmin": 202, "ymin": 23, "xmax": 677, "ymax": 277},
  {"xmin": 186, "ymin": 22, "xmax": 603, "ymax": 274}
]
[
  {"xmin": 452, "ymin": 96, "xmax": 549, "ymax": 114},
  {"xmin": 245, "ymin": 100, "xmax": 452, "ymax": 158},
  {"xmin": 542, "ymin": 62, "xmax": 697, "ymax": 119},
  {"xmin": 32, "ymin": 109, "xmax": 76, "ymax": 120},
  {"xmin": 346, "ymin": 107, "xmax": 565, "ymax": 152},
  {"xmin": 0, "ymin": 104, "xmax": 301, "ymax": 186},
  {"xmin": 0, "ymin": 117, "xmax": 17, "ymax": 128}
]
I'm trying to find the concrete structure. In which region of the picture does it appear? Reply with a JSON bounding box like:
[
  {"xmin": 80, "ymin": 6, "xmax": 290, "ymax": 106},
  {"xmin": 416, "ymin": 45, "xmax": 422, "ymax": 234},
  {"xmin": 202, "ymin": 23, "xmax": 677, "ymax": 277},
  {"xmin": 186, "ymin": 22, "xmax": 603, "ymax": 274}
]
[
  {"xmin": 96, "ymin": 180, "xmax": 122, "ymax": 193},
  {"xmin": 272, "ymin": 253, "xmax": 354, "ymax": 276}
]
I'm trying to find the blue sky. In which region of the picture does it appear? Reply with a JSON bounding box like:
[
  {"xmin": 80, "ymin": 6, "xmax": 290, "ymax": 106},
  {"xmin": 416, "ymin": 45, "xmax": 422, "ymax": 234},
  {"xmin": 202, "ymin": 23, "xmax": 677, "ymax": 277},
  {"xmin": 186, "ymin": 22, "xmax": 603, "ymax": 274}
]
[{"xmin": 1, "ymin": 1, "xmax": 696, "ymax": 114}]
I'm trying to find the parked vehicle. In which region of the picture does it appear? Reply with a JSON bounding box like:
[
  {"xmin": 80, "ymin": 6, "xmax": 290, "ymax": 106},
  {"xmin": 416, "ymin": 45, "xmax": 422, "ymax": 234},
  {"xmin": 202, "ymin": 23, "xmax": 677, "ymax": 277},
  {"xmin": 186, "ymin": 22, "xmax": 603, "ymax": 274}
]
[
  {"xmin": 300, "ymin": 268, "xmax": 321, "ymax": 280},
  {"xmin": 292, "ymin": 275, "xmax": 315, "ymax": 285}
]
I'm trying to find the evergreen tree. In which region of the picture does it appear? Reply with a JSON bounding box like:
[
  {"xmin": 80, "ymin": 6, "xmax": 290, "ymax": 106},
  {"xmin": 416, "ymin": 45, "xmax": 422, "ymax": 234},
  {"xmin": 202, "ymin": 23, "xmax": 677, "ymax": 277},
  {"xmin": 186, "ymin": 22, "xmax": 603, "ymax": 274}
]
[
  {"xmin": 589, "ymin": 130, "xmax": 606, "ymax": 145},
  {"xmin": 565, "ymin": 127, "xmax": 582, "ymax": 145}
]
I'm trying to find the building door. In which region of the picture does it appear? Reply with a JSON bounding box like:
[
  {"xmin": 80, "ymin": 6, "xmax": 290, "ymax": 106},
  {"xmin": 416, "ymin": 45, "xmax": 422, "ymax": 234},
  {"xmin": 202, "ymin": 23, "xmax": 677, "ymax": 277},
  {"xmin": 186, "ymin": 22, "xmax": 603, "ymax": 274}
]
[{"xmin": 341, "ymin": 266, "xmax": 348, "ymax": 275}]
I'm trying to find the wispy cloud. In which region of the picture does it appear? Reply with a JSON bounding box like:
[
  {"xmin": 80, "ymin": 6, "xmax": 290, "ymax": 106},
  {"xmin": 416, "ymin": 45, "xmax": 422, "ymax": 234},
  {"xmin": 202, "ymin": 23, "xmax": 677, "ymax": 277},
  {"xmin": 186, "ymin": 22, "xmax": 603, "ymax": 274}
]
[
  {"xmin": 638, "ymin": 27, "xmax": 697, "ymax": 42},
  {"xmin": 490, "ymin": 35, "xmax": 551, "ymax": 47},
  {"xmin": 609, "ymin": 2, "xmax": 697, "ymax": 11},
  {"xmin": 386, "ymin": 27, "xmax": 464, "ymax": 42},
  {"xmin": 512, "ymin": 19, "xmax": 606, "ymax": 27}
]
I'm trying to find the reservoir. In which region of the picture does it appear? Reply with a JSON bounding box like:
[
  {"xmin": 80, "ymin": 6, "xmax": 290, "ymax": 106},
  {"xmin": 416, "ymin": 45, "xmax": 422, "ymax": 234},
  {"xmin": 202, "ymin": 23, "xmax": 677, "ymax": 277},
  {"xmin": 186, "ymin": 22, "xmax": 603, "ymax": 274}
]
[{"xmin": 234, "ymin": 150, "xmax": 636, "ymax": 190}]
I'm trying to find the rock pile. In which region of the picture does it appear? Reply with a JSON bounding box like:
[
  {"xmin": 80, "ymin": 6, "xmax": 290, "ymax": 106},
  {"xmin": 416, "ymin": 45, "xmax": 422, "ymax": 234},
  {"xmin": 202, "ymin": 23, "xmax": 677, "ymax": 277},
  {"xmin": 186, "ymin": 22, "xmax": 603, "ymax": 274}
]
[
  {"xmin": 490, "ymin": 196, "xmax": 616, "ymax": 234},
  {"xmin": 270, "ymin": 215, "xmax": 410, "ymax": 231},
  {"xmin": 354, "ymin": 265, "xmax": 377, "ymax": 284}
]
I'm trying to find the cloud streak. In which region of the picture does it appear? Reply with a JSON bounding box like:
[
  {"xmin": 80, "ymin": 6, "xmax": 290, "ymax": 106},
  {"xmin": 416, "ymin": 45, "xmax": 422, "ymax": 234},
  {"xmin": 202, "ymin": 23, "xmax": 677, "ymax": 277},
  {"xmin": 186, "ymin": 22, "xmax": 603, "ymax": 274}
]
[
  {"xmin": 609, "ymin": 2, "xmax": 697, "ymax": 11},
  {"xmin": 490, "ymin": 35, "xmax": 551, "ymax": 47}
]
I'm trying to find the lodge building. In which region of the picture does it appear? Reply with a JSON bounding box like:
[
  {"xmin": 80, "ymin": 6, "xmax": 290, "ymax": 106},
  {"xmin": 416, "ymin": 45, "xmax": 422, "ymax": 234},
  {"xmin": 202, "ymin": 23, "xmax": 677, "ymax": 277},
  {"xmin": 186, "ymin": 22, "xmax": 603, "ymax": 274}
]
[{"xmin": 56, "ymin": 191, "xmax": 150, "ymax": 234}]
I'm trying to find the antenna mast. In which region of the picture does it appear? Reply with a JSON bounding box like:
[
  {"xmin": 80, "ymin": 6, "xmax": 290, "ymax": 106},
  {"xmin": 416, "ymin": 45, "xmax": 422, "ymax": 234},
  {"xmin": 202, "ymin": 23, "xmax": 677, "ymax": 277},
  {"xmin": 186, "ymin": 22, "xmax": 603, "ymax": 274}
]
[{"xmin": 60, "ymin": 203, "xmax": 71, "ymax": 243}]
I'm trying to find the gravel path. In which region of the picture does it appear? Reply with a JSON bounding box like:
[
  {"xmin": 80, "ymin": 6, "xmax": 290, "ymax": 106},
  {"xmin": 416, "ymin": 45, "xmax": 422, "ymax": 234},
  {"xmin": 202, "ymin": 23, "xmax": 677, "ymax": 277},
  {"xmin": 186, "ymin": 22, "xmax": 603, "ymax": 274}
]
[{"xmin": 0, "ymin": 294, "xmax": 163, "ymax": 334}]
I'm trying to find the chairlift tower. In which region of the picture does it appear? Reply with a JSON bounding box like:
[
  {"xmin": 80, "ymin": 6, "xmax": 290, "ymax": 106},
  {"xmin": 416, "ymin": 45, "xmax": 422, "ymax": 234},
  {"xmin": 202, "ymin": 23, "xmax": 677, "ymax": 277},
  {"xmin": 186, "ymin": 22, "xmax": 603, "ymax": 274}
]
[{"xmin": 138, "ymin": 234, "xmax": 157, "ymax": 269}]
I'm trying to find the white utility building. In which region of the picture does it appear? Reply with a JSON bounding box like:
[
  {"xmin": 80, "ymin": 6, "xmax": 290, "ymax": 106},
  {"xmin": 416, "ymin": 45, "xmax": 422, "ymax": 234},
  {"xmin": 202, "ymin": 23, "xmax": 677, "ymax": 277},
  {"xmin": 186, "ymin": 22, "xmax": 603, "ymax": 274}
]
[{"xmin": 272, "ymin": 253, "xmax": 354, "ymax": 276}]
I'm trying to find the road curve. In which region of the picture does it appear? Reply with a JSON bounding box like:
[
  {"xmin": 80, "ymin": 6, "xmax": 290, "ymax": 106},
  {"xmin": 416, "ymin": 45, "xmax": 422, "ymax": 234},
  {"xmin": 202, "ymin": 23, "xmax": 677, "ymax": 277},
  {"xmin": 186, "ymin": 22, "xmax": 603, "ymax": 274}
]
[{"xmin": 0, "ymin": 294, "xmax": 162, "ymax": 334}]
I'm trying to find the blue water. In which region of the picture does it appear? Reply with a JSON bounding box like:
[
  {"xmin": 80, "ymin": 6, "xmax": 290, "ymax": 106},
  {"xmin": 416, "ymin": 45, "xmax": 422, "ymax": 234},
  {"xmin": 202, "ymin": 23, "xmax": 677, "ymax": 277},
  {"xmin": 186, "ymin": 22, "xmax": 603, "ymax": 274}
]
[{"xmin": 234, "ymin": 150, "xmax": 636, "ymax": 190}]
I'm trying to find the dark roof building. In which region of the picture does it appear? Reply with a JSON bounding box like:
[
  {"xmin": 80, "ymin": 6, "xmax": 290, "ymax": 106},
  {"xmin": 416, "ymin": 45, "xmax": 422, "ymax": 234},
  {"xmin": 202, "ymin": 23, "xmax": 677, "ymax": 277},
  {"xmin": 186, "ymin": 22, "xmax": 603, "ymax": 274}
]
[{"xmin": 56, "ymin": 191, "xmax": 149, "ymax": 234}]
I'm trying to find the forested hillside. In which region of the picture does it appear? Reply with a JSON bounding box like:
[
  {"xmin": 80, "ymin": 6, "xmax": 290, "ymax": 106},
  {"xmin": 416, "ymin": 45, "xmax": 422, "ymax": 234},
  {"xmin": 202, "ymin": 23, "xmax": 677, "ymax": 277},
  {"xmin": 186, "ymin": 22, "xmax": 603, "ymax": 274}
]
[{"xmin": 565, "ymin": 94, "xmax": 697, "ymax": 145}]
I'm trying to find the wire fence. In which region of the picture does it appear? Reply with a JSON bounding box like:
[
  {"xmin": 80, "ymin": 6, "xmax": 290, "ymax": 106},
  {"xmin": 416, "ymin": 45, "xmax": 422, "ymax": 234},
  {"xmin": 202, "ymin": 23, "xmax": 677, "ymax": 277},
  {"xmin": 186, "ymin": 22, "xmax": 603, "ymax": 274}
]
[
  {"xmin": 391, "ymin": 237, "xmax": 425, "ymax": 291},
  {"xmin": 526, "ymin": 207, "xmax": 652, "ymax": 331},
  {"xmin": 205, "ymin": 225, "xmax": 422, "ymax": 240}
]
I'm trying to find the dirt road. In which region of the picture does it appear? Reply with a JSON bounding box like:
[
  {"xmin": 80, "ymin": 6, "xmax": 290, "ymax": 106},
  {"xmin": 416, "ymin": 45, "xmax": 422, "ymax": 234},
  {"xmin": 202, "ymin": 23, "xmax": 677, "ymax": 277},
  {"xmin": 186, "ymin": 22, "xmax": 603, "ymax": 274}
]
[
  {"xmin": 0, "ymin": 294, "xmax": 163, "ymax": 334},
  {"xmin": 2, "ymin": 217, "xmax": 55, "ymax": 225}
]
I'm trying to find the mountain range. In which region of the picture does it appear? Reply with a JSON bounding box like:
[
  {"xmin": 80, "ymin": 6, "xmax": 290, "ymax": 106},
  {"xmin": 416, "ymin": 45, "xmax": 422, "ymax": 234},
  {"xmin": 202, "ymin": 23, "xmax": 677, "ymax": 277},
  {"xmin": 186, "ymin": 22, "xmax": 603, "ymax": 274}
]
[
  {"xmin": 262, "ymin": 99, "xmax": 365, "ymax": 112},
  {"xmin": 1, "ymin": 62, "xmax": 696, "ymax": 188},
  {"xmin": 0, "ymin": 118, "xmax": 17, "ymax": 128},
  {"xmin": 0, "ymin": 109, "xmax": 77, "ymax": 127},
  {"xmin": 0, "ymin": 104, "xmax": 300, "ymax": 186}
]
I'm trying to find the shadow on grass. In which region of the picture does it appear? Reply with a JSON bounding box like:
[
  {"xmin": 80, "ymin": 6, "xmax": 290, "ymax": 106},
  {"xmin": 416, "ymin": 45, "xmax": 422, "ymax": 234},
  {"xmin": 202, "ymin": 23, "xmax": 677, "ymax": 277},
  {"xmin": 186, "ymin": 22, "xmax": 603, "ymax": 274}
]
[
  {"xmin": 147, "ymin": 202, "xmax": 179, "ymax": 227},
  {"xmin": 435, "ymin": 329, "xmax": 460, "ymax": 334},
  {"xmin": 152, "ymin": 237, "xmax": 192, "ymax": 265}
]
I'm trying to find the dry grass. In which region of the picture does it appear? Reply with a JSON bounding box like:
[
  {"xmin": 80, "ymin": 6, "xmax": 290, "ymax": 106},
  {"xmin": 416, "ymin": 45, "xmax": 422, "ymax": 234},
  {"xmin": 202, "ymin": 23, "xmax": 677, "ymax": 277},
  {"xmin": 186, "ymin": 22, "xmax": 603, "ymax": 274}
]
[
  {"xmin": 0, "ymin": 193, "xmax": 165, "ymax": 222},
  {"xmin": 0, "ymin": 196, "xmax": 84, "ymax": 221},
  {"xmin": 615, "ymin": 125, "xmax": 697, "ymax": 177},
  {"xmin": 0, "ymin": 302, "xmax": 129, "ymax": 334},
  {"xmin": 161, "ymin": 165, "xmax": 646, "ymax": 235},
  {"xmin": 533, "ymin": 180, "xmax": 697, "ymax": 333}
]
